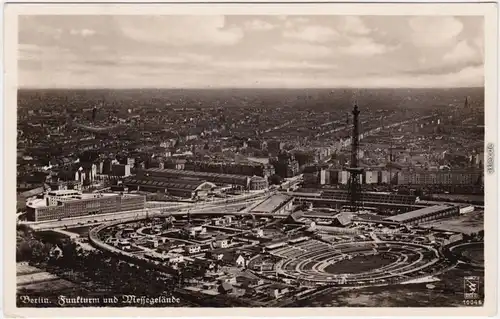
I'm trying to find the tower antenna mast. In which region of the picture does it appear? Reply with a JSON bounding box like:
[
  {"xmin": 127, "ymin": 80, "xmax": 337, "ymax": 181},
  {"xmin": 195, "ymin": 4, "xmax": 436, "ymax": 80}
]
[{"xmin": 347, "ymin": 102, "xmax": 363, "ymax": 212}]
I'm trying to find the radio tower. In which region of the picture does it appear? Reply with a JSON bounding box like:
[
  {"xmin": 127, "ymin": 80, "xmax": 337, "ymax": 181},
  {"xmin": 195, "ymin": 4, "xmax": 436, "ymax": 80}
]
[{"xmin": 347, "ymin": 103, "xmax": 363, "ymax": 212}]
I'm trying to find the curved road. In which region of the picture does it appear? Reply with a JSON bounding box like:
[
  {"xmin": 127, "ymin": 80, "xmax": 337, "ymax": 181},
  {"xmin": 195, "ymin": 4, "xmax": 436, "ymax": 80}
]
[{"xmin": 275, "ymin": 241, "xmax": 440, "ymax": 285}]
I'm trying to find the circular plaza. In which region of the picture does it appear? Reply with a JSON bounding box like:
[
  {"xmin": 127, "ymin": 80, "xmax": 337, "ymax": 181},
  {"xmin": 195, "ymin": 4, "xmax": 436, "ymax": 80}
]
[{"xmin": 273, "ymin": 240, "xmax": 442, "ymax": 287}]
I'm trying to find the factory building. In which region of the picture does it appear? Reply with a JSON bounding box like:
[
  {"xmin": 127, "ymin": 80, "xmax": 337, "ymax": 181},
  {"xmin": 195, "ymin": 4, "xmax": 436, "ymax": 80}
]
[
  {"xmin": 122, "ymin": 177, "xmax": 216, "ymax": 199},
  {"xmin": 250, "ymin": 194, "xmax": 294, "ymax": 215},
  {"xmin": 26, "ymin": 190, "xmax": 146, "ymax": 222},
  {"xmin": 183, "ymin": 160, "xmax": 275, "ymax": 178},
  {"xmin": 137, "ymin": 168, "xmax": 268, "ymax": 190},
  {"xmin": 321, "ymin": 189, "xmax": 416, "ymax": 205},
  {"xmin": 384, "ymin": 205, "xmax": 459, "ymax": 225}
]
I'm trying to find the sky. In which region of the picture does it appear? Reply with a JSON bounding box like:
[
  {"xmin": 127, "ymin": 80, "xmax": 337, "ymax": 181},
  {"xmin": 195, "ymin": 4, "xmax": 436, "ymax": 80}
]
[{"xmin": 18, "ymin": 15, "xmax": 484, "ymax": 89}]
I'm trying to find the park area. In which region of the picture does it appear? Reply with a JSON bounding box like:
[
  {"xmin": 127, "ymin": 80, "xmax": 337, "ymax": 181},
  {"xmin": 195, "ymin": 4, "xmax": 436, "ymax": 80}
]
[{"xmin": 323, "ymin": 254, "xmax": 395, "ymax": 275}]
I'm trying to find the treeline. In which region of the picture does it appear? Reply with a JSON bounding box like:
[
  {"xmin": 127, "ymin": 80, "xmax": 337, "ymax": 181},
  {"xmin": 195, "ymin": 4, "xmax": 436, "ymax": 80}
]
[
  {"xmin": 463, "ymin": 230, "xmax": 484, "ymax": 242},
  {"xmin": 16, "ymin": 226, "xmax": 53, "ymax": 263}
]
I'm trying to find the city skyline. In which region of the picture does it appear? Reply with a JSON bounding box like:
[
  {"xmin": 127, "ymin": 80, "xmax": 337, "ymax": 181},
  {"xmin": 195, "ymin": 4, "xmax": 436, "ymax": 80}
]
[{"xmin": 18, "ymin": 15, "xmax": 484, "ymax": 89}]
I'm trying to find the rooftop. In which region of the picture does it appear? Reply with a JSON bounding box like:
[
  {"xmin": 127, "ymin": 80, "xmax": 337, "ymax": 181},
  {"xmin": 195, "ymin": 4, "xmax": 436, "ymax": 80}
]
[
  {"xmin": 26, "ymin": 192, "xmax": 141, "ymax": 209},
  {"xmin": 47, "ymin": 189, "xmax": 82, "ymax": 196},
  {"xmin": 144, "ymin": 168, "xmax": 249, "ymax": 183},
  {"xmin": 384, "ymin": 205, "xmax": 455, "ymax": 222},
  {"xmin": 251, "ymin": 194, "xmax": 292, "ymax": 214},
  {"xmin": 123, "ymin": 177, "xmax": 215, "ymax": 191}
]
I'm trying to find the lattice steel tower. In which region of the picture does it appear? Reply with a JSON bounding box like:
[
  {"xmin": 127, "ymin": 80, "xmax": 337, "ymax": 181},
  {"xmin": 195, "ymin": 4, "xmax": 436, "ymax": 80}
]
[{"xmin": 347, "ymin": 103, "xmax": 363, "ymax": 212}]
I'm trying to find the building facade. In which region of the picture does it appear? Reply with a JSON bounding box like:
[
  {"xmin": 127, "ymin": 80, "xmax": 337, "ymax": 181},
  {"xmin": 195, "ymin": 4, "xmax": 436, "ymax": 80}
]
[
  {"xmin": 26, "ymin": 191, "xmax": 145, "ymax": 222},
  {"xmin": 396, "ymin": 170, "xmax": 483, "ymax": 186},
  {"xmin": 184, "ymin": 160, "xmax": 274, "ymax": 178},
  {"xmin": 137, "ymin": 168, "xmax": 261, "ymax": 189},
  {"xmin": 248, "ymin": 176, "xmax": 269, "ymax": 190}
]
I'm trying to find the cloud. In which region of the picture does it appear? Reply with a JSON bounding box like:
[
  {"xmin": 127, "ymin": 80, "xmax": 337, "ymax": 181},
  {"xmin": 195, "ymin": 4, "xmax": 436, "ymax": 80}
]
[
  {"xmin": 283, "ymin": 17, "xmax": 311, "ymax": 29},
  {"xmin": 473, "ymin": 33, "xmax": 484, "ymax": 61},
  {"xmin": 183, "ymin": 53, "xmax": 213, "ymax": 63},
  {"xmin": 118, "ymin": 16, "xmax": 243, "ymax": 46},
  {"xmin": 118, "ymin": 55, "xmax": 186, "ymax": 66},
  {"xmin": 418, "ymin": 56, "xmax": 428, "ymax": 66},
  {"xmin": 447, "ymin": 65, "xmax": 483, "ymax": 86},
  {"xmin": 283, "ymin": 25, "xmax": 339, "ymax": 43},
  {"xmin": 443, "ymin": 40, "xmax": 480, "ymax": 65},
  {"xmin": 19, "ymin": 20, "xmax": 63, "ymax": 40},
  {"xmin": 322, "ymin": 65, "xmax": 484, "ymax": 88},
  {"xmin": 294, "ymin": 17, "xmax": 310, "ymax": 24},
  {"xmin": 89, "ymin": 45, "xmax": 109, "ymax": 52},
  {"xmin": 17, "ymin": 15, "xmax": 484, "ymax": 88},
  {"xmin": 212, "ymin": 59, "xmax": 336, "ymax": 71},
  {"xmin": 244, "ymin": 19, "xmax": 275, "ymax": 31},
  {"xmin": 409, "ymin": 17, "xmax": 464, "ymax": 47},
  {"xmin": 81, "ymin": 53, "xmax": 214, "ymax": 68},
  {"xmin": 70, "ymin": 28, "xmax": 96, "ymax": 37},
  {"xmin": 274, "ymin": 42, "xmax": 333, "ymax": 59},
  {"xmin": 338, "ymin": 37, "xmax": 397, "ymax": 56},
  {"xmin": 18, "ymin": 43, "xmax": 42, "ymax": 61},
  {"xmin": 339, "ymin": 16, "xmax": 371, "ymax": 35},
  {"xmin": 398, "ymin": 65, "xmax": 483, "ymax": 87},
  {"xmin": 18, "ymin": 43, "xmax": 76, "ymax": 62}
]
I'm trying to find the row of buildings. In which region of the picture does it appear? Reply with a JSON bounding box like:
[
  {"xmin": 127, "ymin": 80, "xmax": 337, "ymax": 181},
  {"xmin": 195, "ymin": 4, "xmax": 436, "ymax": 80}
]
[
  {"xmin": 122, "ymin": 177, "xmax": 217, "ymax": 199},
  {"xmin": 25, "ymin": 190, "xmax": 146, "ymax": 222},
  {"xmin": 121, "ymin": 168, "xmax": 269, "ymax": 199},
  {"xmin": 182, "ymin": 160, "xmax": 275, "ymax": 179},
  {"xmin": 304, "ymin": 167, "xmax": 483, "ymax": 187},
  {"xmin": 70, "ymin": 162, "xmax": 131, "ymax": 184},
  {"xmin": 22, "ymin": 166, "xmax": 270, "ymax": 221},
  {"xmin": 384, "ymin": 205, "xmax": 460, "ymax": 225}
]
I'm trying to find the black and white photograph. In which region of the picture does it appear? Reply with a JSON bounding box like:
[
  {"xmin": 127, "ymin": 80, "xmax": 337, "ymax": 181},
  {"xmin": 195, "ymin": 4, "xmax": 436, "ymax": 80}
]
[{"xmin": 3, "ymin": 3, "xmax": 498, "ymax": 317}]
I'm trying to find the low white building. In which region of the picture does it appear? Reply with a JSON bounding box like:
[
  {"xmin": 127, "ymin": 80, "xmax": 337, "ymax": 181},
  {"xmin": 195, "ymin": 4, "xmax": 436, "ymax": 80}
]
[
  {"xmin": 235, "ymin": 255, "xmax": 246, "ymax": 267},
  {"xmin": 214, "ymin": 239, "xmax": 230, "ymax": 249},
  {"xmin": 186, "ymin": 226, "xmax": 207, "ymax": 237},
  {"xmin": 253, "ymin": 229, "xmax": 264, "ymax": 237},
  {"xmin": 184, "ymin": 245, "xmax": 202, "ymax": 254},
  {"xmin": 460, "ymin": 205, "xmax": 475, "ymax": 215}
]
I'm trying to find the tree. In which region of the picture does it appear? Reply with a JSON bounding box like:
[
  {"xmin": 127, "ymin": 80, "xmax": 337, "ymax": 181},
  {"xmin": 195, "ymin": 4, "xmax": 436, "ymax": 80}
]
[
  {"xmin": 269, "ymin": 174, "xmax": 283, "ymax": 185},
  {"xmin": 413, "ymin": 188, "xmax": 423, "ymax": 197},
  {"xmin": 162, "ymin": 219, "xmax": 172, "ymax": 231},
  {"xmin": 16, "ymin": 241, "xmax": 33, "ymax": 262},
  {"xmin": 83, "ymin": 178, "xmax": 91, "ymax": 187},
  {"xmin": 478, "ymin": 230, "xmax": 484, "ymax": 240}
]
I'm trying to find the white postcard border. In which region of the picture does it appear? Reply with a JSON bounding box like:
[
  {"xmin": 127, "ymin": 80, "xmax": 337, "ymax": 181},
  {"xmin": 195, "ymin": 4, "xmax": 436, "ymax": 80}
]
[{"xmin": 3, "ymin": 2, "xmax": 498, "ymax": 317}]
